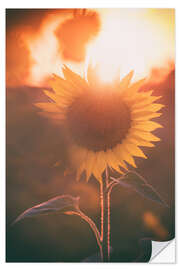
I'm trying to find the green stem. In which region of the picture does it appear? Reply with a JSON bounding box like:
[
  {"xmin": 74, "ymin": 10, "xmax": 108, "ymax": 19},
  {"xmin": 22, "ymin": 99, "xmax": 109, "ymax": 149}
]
[
  {"xmin": 66, "ymin": 210, "xmax": 102, "ymax": 259},
  {"xmin": 100, "ymin": 167, "xmax": 111, "ymax": 262}
]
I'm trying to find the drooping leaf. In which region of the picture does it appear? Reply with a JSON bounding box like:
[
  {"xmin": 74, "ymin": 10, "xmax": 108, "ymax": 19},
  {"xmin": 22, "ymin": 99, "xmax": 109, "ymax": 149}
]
[
  {"xmin": 112, "ymin": 171, "xmax": 168, "ymax": 207},
  {"xmin": 12, "ymin": 195, "xmax": 80, "ymax": 226},
  {"xmin": 134, "ymin": 184, "xmax": 168, "ymax": 206},
  {"xmin": 115, "ymin": 171, "xmax": 146, "ymax": 187}
]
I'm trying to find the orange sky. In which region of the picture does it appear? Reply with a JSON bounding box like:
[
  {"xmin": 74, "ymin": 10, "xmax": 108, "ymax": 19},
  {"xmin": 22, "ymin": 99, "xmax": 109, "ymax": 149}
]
[{"xmin": 6, "ymin": 8, "xmax": 175, "ymax": 87}]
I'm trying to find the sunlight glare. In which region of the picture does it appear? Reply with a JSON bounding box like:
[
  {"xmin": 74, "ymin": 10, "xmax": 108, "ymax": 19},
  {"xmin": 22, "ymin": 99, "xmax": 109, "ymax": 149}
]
[
  {"xmin": 86, "ymin": 9, "xmax": 174, "ymax": 83},
  {"xmin": 26, "ymin": 9, "xmax": 174, "ymax": 86}
]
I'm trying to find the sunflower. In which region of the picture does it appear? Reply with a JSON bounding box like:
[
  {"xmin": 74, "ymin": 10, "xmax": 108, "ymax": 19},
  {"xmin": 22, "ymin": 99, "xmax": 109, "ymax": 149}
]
[{"xmin": 35, "ymin": 65, "xmax": 164, "ymax": 182}]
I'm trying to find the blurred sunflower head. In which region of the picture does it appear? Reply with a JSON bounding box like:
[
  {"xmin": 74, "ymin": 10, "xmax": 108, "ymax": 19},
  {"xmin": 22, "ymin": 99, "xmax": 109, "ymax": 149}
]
[
  {"xmin": 55, "ymin": 9, "xmax": 100, "ymax": 62},
  {"xmin": 35, "ymin": 65, "xmax": 164, "ymax": 182}
]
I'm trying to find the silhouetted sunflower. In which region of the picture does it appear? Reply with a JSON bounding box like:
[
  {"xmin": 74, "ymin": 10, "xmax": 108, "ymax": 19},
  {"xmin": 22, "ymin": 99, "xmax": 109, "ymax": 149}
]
[{"xmin": 35, "ymin": 65, "xmax": 164, "ymax": 182}]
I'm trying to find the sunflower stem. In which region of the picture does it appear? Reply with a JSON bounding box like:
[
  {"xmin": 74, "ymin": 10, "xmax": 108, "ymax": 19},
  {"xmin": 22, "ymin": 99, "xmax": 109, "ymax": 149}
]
[
  {"xmin": 100, "ymin": 167, "xmax": 111, "ymax": 262},
  {"xmin": 66, "ymin": 209, "xmax": 103, "ymax": 259}
]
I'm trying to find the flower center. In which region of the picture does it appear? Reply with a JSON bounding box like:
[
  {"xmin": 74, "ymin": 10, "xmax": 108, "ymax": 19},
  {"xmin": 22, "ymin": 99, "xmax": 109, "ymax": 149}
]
[{"xmin": 66, "ymin": 90, "xmax": 131, "ymax": 151}]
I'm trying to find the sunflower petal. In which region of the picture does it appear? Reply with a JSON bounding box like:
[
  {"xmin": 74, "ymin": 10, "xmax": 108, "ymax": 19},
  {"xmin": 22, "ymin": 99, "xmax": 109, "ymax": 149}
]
[
  {"xmin": 106, "ymin": 150, "xmax": 124, "ymax": 174},
  {"xmin": 92, "ymin": 151, "xmax": 107, "ymax": 182},
  {"xmin": 131, "ymin": 130, "xmax": 160, "ymax": 142},
  {"xmin": 119, "ymin": 70, "xmax": 134, "ymax": 89},
  {"xmin": 112, "ymin": 145, "xmax": 128, "ymax": 170},
  {"xmin": 49, "ymin": 75, "xmax": 73, "ymax": 94},
  {"xmin": 123, "ymin": 78, "xmax": 146, "ymax": 98},
  {"xmin": 132, "ymin": 96, "xmax": 162, "ymax": 109},
  {"xmin": 85, "ymin": 151, "xmax": 96, "ymax": 182},
  {"xmin": 43, "ymin": 90, "xmax": 72, "ymax": 106},
  {"xmin": 62, "ymin": 65, "xmax": 88, "ymax": 91},
  {"xmin": 131, "ymin": 111, "xmax": 162, "ymax": 121},
  {"xmin": 113, "ymin": 145, "xmax": 137, "ymax": 168},
  {"xmin": 76, "ymin": 165, "xmax": 85, "ymax": 181},
  {"xmin": 44, "ymin": 90, "xmax": 57, "ymax": 102},
  {"xmin": 123, "ymin": 90, "xmax": 153, "ymax": 106},
  {"xmin": 96, "ymin": 151, "xmax": 107, "ymax": 174},
  {"xmin": 125, "ymin": 143, "xmax": 147, "ymax": 159},
  {"xmin": 35, "ymin": 102, "xmax": 62, "ymax": 113},
  {"xmin": 132, "ymin": 121, "xmax": 163, "ymax": 132},
  {"xmin": 50, "ymin": 88, "xmax": 76, "ymax": 106},
  {"xmin": 127, "ymin": 135, "xmax": 155, "ymax": 147},
  {"xmin": 120, "ymin": 146, "xmax": 137, "ymax": 168},
  {"xmin": 132, "ymin": 104, "xmax": 165, "ymax": 114}
]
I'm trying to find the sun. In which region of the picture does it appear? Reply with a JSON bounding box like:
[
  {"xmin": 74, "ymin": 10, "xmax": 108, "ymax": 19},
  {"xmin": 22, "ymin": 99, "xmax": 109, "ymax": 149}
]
[{"xmin": 35, "ymin": 65, "xmax": 164, "ymax": 182}]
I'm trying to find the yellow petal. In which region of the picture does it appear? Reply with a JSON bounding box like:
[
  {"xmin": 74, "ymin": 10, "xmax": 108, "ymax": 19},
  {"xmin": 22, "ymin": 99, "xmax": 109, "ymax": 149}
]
[
  {"xmin": 124, "ymin": 143, "xmax": 147, "ymax": 159},
  {"xmin": 106, "ymin": 149, "xmax": 126, "ymax": 173},
  {"xmin": 112, "ymin": 145, "xmax": 128, "ymax": 170},
  {"xmin": 122, "ymin": 78, "xmax": 146, "ymax": 98},
  {"xmin": 131, "ymin": 111, "xmax": 162, "ymax": 121},
  {"xmin": 93, "ymin": 151, "xmax": 107, "ymax": 182},
  {"xmin": 132, "ymin": 96, "xmax": 162, "ymax": 109},
  {"xmin": 49, "ymin": 75, "xmax": 72, "ymax": 94},
  {"xmin": 76, "ymin": 164, "xmax": 85, "ymax": 181},
  {"xmin": 35, "ymin": 102, "xmax": 61, "ymax": 113},
  {"xmin": 132, "ymin": 121, "xmax": 163, "ymax": 132},
  {"xmin": 120, "ymin": 146, "xmax": 137, "ymax": 168},
  {"xmin": 44, "ymin": 90, "xmax": 59, "ymax": 103},
  {"xmin": 96, "ymin": 151, "xmax": 107, "ymax": 173},
  {"xmin": 123, "ymin": 90, "xmax": 153, "ymax": 105},
  {"xmin": 130, "ymin": 130, "xmax": 160, "ymax": 142},
  {"xmin": 62, "ymin": 65, "xmax": 88, "ymax": 91},
  {"xmin": 85, "ymin": 151, "xmax": 96, "ymax": 182},
  {"xmin": 119, "ymin": 70, "xmax": 134, "ymax": 89},
  {"xmin": 132, "ymin": 104, "xmax": 165, "ymax": 114},
  {"xmin": 92, "ymin": 151, "xmax": 107, "ymax": 182},
  {"xmin": 44, "ymin": 90, "xmax": 73, "ymax": 105},
  {"xmin": 127, "ymin": 135, "xmax": 155, "ymax": 147}
]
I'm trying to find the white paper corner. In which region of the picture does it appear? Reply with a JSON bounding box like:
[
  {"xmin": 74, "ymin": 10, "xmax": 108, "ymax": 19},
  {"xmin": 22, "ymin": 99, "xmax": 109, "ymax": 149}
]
[{"xmin": 150, "ymin": 239, "xmax": 175, "ymax": 263}]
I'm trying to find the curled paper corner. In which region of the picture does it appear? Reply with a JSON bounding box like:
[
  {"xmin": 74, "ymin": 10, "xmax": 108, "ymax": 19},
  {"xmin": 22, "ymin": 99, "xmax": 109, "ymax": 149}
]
[{"xmin": 150, "ymin": 239, "xmax": 175, "ymax": 263}]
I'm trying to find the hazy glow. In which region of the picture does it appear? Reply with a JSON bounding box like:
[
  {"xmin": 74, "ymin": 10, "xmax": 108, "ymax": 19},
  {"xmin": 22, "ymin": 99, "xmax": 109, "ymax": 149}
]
[
  {"xmin": 27, "ymin": 9, "xmax": 174, "ymax": 86},
  {"xmin": 86, "ymin": 9, "xmax": 175, "ymax": 83},
  {"xmin": 27, "ymin": 16, "xmax": 64, "ymax": 85}
]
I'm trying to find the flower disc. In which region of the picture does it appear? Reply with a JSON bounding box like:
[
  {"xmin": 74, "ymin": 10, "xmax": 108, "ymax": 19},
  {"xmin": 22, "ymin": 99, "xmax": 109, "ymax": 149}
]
[{"xmin": 66, "ymin": 90, "xmax": 131, "ymax": 151}]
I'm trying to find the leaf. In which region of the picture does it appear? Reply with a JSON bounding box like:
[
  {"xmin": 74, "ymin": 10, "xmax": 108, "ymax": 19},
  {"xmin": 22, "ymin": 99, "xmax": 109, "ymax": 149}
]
[
  {"xmin": 12, "ymin": 195, "xmax": 80, "ymax": 226},
  {"xmin": 113, "ymin": 171, "xmax": 168, "ymax": 207}
]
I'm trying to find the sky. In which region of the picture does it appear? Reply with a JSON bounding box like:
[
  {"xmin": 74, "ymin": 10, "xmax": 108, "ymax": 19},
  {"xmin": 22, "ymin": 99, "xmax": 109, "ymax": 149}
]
[{"xmin": 6, "ymin": 8, "xmax": 175, "ymax": 87}]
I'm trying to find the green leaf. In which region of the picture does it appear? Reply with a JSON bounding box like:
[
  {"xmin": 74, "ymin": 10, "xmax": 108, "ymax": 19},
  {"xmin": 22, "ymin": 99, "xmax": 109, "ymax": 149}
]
[
  {"xmin": 113, "ymin": 171, "xmax": 168, "ymax": 207},
  {"xmin": 12, "ymin": 195, "xmax": 80, "ymax": 226}
]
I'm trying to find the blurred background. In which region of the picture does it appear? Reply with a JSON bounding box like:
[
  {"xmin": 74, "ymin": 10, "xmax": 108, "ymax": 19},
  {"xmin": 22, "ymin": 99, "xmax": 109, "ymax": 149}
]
[{"xmin": 6, "ymin": 8, "xmax": 175, "ymax": 262}]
